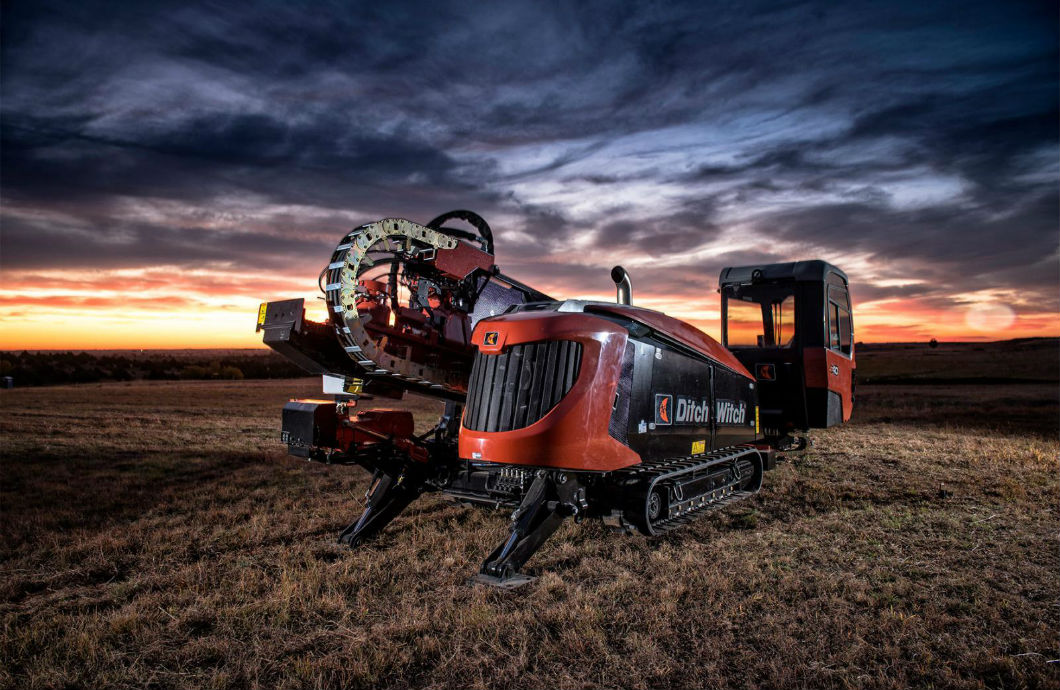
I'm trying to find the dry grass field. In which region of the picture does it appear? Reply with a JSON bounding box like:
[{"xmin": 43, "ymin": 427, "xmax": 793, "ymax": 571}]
[
  {"xmin": 1, "ymin": 344, "xmax": 1057, "ymax": 689},
  {"xmin": 855, "ymin": 338, "xmax": 1059, "ymax": 384}
]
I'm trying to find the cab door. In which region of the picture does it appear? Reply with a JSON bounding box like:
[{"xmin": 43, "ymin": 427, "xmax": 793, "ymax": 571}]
[
  {"xmin": 804, "ymin": 279, "xmax": 854, "ymax": 425},
  {"xmin": 723, "ymin": 285, "xmax": 805, "ymax": 436}
]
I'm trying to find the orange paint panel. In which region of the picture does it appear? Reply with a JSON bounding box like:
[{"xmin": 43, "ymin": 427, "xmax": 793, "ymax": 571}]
[
  {"xmin": 460, "ymin": 311, "xmax": 642, "ymax": 472},
  {"xmin": 432, "ymin": 241, "xmax": 494, "ymax": 280},
  {"xmin": 803, "ymin": 348, "xmax": 855, "ymax": 421}
]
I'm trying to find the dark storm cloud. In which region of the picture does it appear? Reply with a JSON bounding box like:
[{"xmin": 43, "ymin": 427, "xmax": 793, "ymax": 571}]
[
  {"xmin": 0, "ymin": 211, "xmax": 332, "ymax": 272},
  {"xmin": 1, "ymin": 111, "xmax": 466, "ymax": 208},
  {"xmin": 1, "ymin": 0, "xmax": 1056, "ymax": 319},
  {"xmin": 677, "ymin": 51, "xmax": 1057, "ymax": 197},
  {"xmin": 591, "ymin": 198, "xmax": 721, "ymax": 257}
]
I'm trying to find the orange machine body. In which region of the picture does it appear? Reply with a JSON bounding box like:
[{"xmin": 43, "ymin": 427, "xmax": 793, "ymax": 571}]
[
  {"xmin": 457, "ymin": 303, "xmax": 762, "ymax": 473},
  {"xmin": 458, "ymin": 310, "xmax": 642, "ymax": 472}
]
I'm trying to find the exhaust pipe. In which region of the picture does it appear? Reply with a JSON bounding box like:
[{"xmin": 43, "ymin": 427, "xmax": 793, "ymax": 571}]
[{"xmin": 611, "ymin": 265, "xmax": 633, "ymax": 305}]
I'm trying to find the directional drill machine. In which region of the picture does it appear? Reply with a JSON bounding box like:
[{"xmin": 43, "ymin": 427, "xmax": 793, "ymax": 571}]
[{"xmin": 257, "ymin": 211, "xmax": 855, "ymax": 585}]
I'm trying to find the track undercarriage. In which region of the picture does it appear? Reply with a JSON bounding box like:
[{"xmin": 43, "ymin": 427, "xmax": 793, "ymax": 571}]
[{"xmin": 285, "ymin": 398, "xmax": 769, "ymax": 586}]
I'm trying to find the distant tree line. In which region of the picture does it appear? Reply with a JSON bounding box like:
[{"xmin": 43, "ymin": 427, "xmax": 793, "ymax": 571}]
[{"xmin": 0, "ymin": 351, "xmax": 308, "ymax": 387}]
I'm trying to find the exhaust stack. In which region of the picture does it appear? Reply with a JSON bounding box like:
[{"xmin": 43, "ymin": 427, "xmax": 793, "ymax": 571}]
[{"xmin": 611, "ymin": 265, "xmax": 633, "ymax": 305}]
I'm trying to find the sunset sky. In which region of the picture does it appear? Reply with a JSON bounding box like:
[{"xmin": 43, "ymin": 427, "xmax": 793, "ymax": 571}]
[{"xmin": 2, "ymin": 1, "xmax": 1057, "ymax": 349}]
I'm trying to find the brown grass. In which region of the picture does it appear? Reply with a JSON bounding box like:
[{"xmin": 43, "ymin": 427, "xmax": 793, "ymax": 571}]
[{"xmin": 0, "ymin": 376, "xmax": 1057, "ymax": 689}]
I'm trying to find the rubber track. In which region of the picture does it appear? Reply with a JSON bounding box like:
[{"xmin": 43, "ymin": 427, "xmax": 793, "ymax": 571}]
[{"xmin": 614, "ymin": 445, "xmax": 763, "ymax": 535}]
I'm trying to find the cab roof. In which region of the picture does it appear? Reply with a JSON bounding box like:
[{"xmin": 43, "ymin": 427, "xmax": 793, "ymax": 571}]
[{"xmin": 718, "ymin": 259, "xmax": 847, "ymax": 287}]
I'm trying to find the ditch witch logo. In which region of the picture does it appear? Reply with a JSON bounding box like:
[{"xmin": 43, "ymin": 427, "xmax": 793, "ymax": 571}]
[
  {"xmin": 654, "ymin": 394, "xmax": 710, "ymax": 426},
  {"xmin": 716, "ymin": 399, "xmax": 747, "ymax": 425},
  {"xmin": 654, "ymin": 394, "xmax": 747, "ymax": 426}
]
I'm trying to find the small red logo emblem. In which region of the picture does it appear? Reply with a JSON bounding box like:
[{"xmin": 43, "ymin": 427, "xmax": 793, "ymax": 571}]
[
  {"xmin": 483, "ymin": 331, "xmax": 499, "ymax": 346},
  {"xmin": 655, "ymin": 394, "xmax": 672, "ymax": 426}
]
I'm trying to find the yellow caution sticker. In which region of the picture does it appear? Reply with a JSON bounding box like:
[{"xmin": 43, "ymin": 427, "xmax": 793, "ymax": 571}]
[
  {"xmin": 257, "ymin": 302, "xmax": 268, "ymax": 326},
  {"xmin": 691, "ymin": 439, "xmax": 706, "ymax": 455},
  {"xmin": 755, "ymin": 406, "xmax": 760, "ymax": 434},
  {"xmin": 344, "ymin": 378, "xmax": 364, "ymax": 395}
]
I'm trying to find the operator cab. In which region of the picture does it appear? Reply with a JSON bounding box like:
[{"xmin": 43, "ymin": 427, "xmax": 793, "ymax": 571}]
[{"xmin": 719, "ymin": 260, "xmax": 854, "ymax": 440}]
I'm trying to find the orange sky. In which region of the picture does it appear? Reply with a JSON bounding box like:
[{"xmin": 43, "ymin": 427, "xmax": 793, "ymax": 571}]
[{"xmin": 1, "ymin": 265, "xmax": 1056, "ymax": 350}]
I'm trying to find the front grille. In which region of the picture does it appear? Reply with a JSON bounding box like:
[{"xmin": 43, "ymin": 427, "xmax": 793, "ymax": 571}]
[{"xmin": 463, "ymin": 340, "xmax": 582, "ymax": 432}]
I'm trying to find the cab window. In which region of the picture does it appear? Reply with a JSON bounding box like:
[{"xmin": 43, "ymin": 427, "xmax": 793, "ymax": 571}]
[
  {"xmin": 726, "ymin": 298, "xmax": 765, "ymax": 347},
  {"xmin": 827, "ymin": 286, "xmax": 852, "ymax": 355},
  {"xmin": 771, "ymin": 295, "xmax": 796, "ymax": 347},
  {"xmin": 725, "ymin": 290, "xmax": 795, "ymax": 348}
]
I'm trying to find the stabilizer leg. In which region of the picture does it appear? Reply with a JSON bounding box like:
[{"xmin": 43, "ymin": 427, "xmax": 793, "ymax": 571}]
[
  {"xmin": 472, "ymin": 471, "xmax": 586, "ymax": 588},
  {"xmin": 338, "ymin": 468, "xmax": 424, "ymax": 547}
]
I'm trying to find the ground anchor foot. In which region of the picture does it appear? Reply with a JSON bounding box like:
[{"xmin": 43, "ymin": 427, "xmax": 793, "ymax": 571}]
[{"xmin": 474, "ymin": 471, "xmax": 586, "ymax": 587}]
